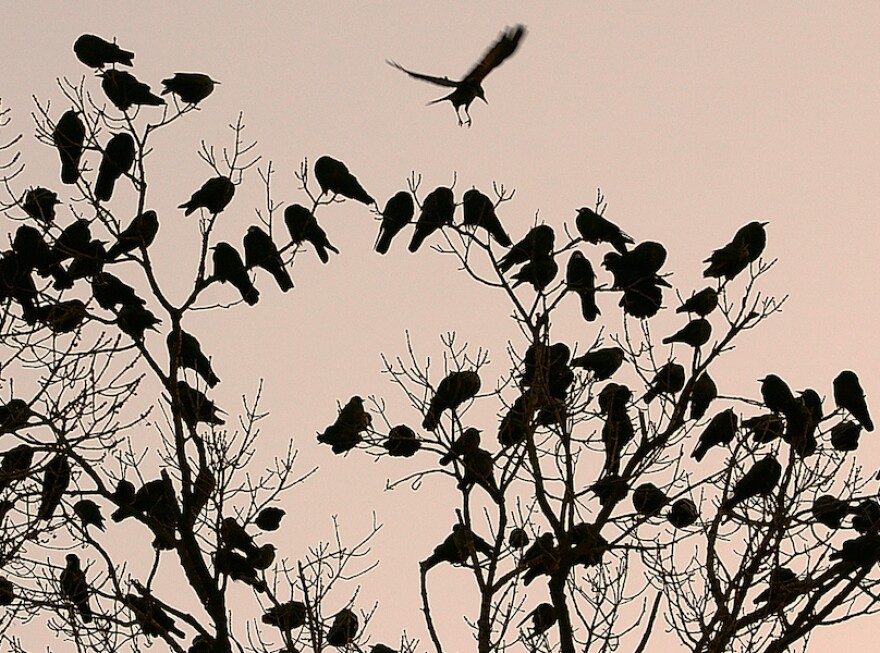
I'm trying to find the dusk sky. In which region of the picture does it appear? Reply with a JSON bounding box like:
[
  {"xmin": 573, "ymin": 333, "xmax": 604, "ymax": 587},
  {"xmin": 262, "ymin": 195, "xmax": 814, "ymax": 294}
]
[{"xmin": 3, "ymin": 3, "xmax": 880, "ymax": 651}]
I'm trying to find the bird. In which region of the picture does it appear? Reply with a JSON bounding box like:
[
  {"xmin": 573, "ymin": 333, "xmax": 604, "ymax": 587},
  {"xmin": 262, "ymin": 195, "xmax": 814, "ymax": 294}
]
[
  {"xmin": 498, "ymin": 225, "xmax": 554, "ymax": 272},
  {"xmin": 37, "ymin": 300, "xmax": 89, "ymax": 334},
  {"xmin": 161, "ymin": 73, "xmax": 219, "ymax": 104},
  {"xmin": 0, "ymin": 400, "xmax": 32, "ymax": 434},
  {"xmin": 248, "ymin": 543, "xmax": 276, "ymax": 571},
  {"xmin": 461, "ymin": 188, "xmax": 511, "ymax": 246},
  {"xmin": 458, "ymin": 446, "xmax": 498, "ymax": 498},
  {"xmin": 67, "ymin": 238, "xmax": 107, "ymax": 281},
  {"xmin": 283, "ymin": 204, "xmax": 339, "ymax": 263},
  {"xmin": 720, "ymin": 456, "xmax": 782, "ymax": 512},
  {"xmin": 408, "ymin": 186, "xmax": 455, "ymax": 252},
  {"xmin": 125, "ymin": 592, "xmax": 186, "ymax": 638},
  {"xmin": 214, "ymin": 548, "xmax": 266, "ymax": 591},
  {"xmin": 849, "ymin": 500, "xmax": 880, "ymax": 534},
  {"xmin": 602, "ymin": 414, "xmax": 634, "ymax": 475},
  {"xmin": 313, "ymin": 156, "xmax": 374, "ymax": 205},
  {"xmin": 173, "ymin": 380, "xmax": 225, "ymax": 428},
  {"xmin": 423, "ymin": 370, "xmax": 482, "ymax": 431},
  {"xmin": 591, "ymin": 474, "xmax": 629, "ymax": 507},
  {"xmin": 0, "ymin": 444, "xmax": 34, "ymax": 492},
  {"xmin": 677, "ymin": 287, "xmax": 718, "ymax": 317},
  {"xmin": 741, "ymin": 413, "xmax": 785, "ymax": 444},
  {"xmin": 106, "ymin": 210, "xmax": 159, "ymax": 260},
  {"xmin": 511, "ymin": 255, "xmax": 558, "ymax": 292},
  {"xmin": 598, "ymin": 383, "xmax": 632, "ymax": 420},
  {"xmin": 60, "ymin": 554, "xmax": 93, "ymax": 623},
  {"xmin": 74, "ymin": 34, "xmax": 134, "ymax": 68},
  {"xmin": 754, "ymin": 567, "xmax": 801, "ymax": 606},
  {"xmin": 212, "ymin": 242, "xmax": 259, "ymax": 305},
  {"xmin": 571, "ymin": 347, "xmax": 624, "ymax": 382},
  {"xmin": 91, "ymin": 272, "xmax": 146, "ymax": 310},
  {"xmin": 189, "ymin": 465, "xmax": 215, "ymax": 522},
  {"xmin": 255, "ymin": 507, "xmax": 285, "ymax": 531},
  {"xmin": 520, "ymin": 603, "xmax": 557, "ymax": 637},
  {"xmin": 498, "ymin": 396, "xmax": 530, "ymax": 448},
  {"xmin": 759, "ymin": 374, "xmax": 797, "ymax": 415},
  {"xmin": 422, "ymin": 523, "xmax": 493, "ymax": 571},
  {"xmin": 667, "ymin": 498, "xmax": 699, "ymax": 529},
  {"xmin": 22, "ymin": 187, "xmax": 61, "ymax": 222},
  {"xmin": 689, "ymin": 373, "xmax": 718, "ymax": 421},
  {"xmin": 38, "ymin": 455, "xmax": 71, "ymax": 521},
  {"xmin": 101, "ymin": 69, "xmax": 165, "ymax": 111},
  {"xmin": 662, "ymin": 319, "xmax": 712, "ymax": 348},
  {"xmin": 0, "ymin": 577, "xmax": 14, "ymax": 606},
  {"xmin": 519, "ymin": 532, "xmax": 558, "ymax": 585},
  {"xmin": 565, "ymin": 251, "xmax": 600, "ymax": 322},
  {"xmin": 73, "ymin": 499, "xmax": 105, "ymax": 531},
  {"xmin": 179, "ymin": 176, "xmax": 235, "ymax": 216},
  {"xmin": 631, "ymin": 483, "xmax": 669, "ymax": 517},
  {"xmin": 110, "ymin": 479, "xmax": 137, "ymax": 522},
  {"xmin": 618, "ymin": 277, "xmax": 665, "ymax": 319},
  {"xmin": 221, "ymin": 516, "xmax": 258, "ymax": 557},
  {"xmin": 508, "ymin": 527, "xmax": 530, "ymax": 549},
  {"xmin": 243, "ymin": 225, "xmax": 293, "ymax": 292},
  {"xmin": 691, "ymin": 408, "xmax": 738, "ymax": 461},
  {"xmin": 317, "ymin": 396, "xmax": 371, "ymax": 454},
  {"xmin": 95, "ymin": 132, "xmax": 135, "ymax": 201},
  {"xmin": 117, "ymin": 303, "xmax": 161, "ymax": 341},
  {"xmin": 167, "ymin": 329, "xmax": 220, "ymax": 388},
  {"xmin": 52, "ymin": 110, "xmax": 85, "ymax": 185},
  {"xmin": 375, "ymin": 191, "xmax": 415, "ymax": 254},
  {"xmin": 703, "ymin": 221, "xmax": 768, "ymax": 281},
  {"xmin": 261, "ymin": 600, "xmax": 307, "ymax": 631},
  {"xmin": 575, "ymin": 207, "xmax": 633, "ymax": 254},
  {"xmin": 388, "ymin": 24, "xmax": 527, "ymax": 126},
  {"xmin": 383, "ymin": 424, "xmax": 421, "ymax": 457},
  {"xmin": 830, "ymin": 421, "xmax": 861, "ymax": 452},
  {"xmin": 52, "ymin": 218, "xmax": 91, "ymax": 262},
  {"xmin": 643, "ymin": 362, "xmax": 685, "ymax": 404},
  {"xmin": 327, "ymin": 609, "xmax": 359, "ymax": 647},
  {"xmin": 829, "ymin": 533, "xmax": 880, "ymax": 567},
  {"xmin": 811, "ymin": 495, "xmax": 848, "ymax": 529},
  {"xmin": 568, "ymin": 522, "xmax": 609, "ymax": 568},
  {"xmin": 603, "ymin": 241, "xmax": 667, "ymax": 289},
  {"xmin": 833, "ymin": 370, "xmax": 873, "ymax": 431}
]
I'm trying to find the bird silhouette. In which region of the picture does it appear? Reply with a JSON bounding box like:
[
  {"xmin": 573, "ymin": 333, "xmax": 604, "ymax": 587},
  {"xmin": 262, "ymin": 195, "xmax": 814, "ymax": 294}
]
[
  {"xmin": 575, "ymin": 207, "xmax": 633, "ymax": 254},
  {"xmin": 283, "ymin": 204, "xmax": 339, "ymax": 263},
  {"xmin": 689, "ymin": 373, "xmax": 717, "ymax": 421},
  {"xmin": 759, "ymin": 374, "xmax": 797, "ymax": 415},
  {"xmin": 631, "ymin": 483, "xmax": 669, "ymax": 517},
  {"xmin": 461, "ymin": 189, "xmax": 511, "ymax": 246},
  {"xmin": 568, "ymin": 522, "xmax": 609, "ymax": 568},
  {"xmin": 590, "ymin": 474, "xmax": 629, "ymax": 507},
  {"xmin": 375, "ymin": 191, "xmax": 415, "ymax": 254},
  {"xmin": 422, "ymin": 523, "xmax": 493, "ymax": 571},
  {"xmin": 179, "ymin": 176, "xmax": 235, "ymax": 216},
  {"xmin": 833, "ymin": 370, "xmax": 873, "ymax": 431},
  {"xmin": 221, "ymin": 516, "xmax": 258, "ymax": 557},
  {"xmin": 95, "ymin": 132, "xmax": 135, "ymax": 201},
  {"xmin": 643, "ymin": 362, "xmax": 685, "ymax": 404},
  {"xmin": 0, "ymin": 400, "xmax": 32, "ymax": 434},
  {"xmin": 811, "ymin": 495, "xmax": 848, "ymax": 529},
  {"xmin": 508, "ymin": 527, "xmax": 530, "ymax": 549},
  {"xmin": 830, "ymin": 421, "xmax": 861, "ymax": 452},
  {"xmin": 125, "ymin": 592, "xmax": 186, "ymax": 638},
  {"xmin": 667, "ymin": 498, "xmax": 699, "ymax": 529},
  {"xmin": 520, "ymin": 603, "xmax": 557, "ymax": 638},
  {"xmin": 571, "ymin": 347, "xmax": 625, "ymax": 381},
  {"xmin": 0, "ymin": 577, "xmax": 13, "ymax": 606},
  {"xmin": 720, "ymin": 455, "xmax": 781, "ymax": 512},
  {"xmin": 677, "ymin": 287, "xmax": 718, "ymax": 317},
  {"xmin": 38, "ymin": 454, "xmax": 71, "ymax": 521},
  {"xmin": 498, "ymin": 225, "xmax": 554, "ymax": 272},
  {"xmin": 458, "ymin": 446, "xmax": 498, "ymax": 498},
  {"xmin": 212, "ymin": 242, "xmax": 259, "ymax": 305},
  {"xmin": 317, "ymin": 396, "xmax": 371, "ymax": 454},
  {"xmin": 117, "ymin": 303, "xmax": 161, "ymax": 341},
  {"xmin": 662, "ymin": 319, "xmax": 712, "ymax": 348},
  {"xmin": 327, "ymin": 609, "xmax": 359, "ymax": 646},
  {"xmin": 67, "ymin": 238, "xmax": 107, "ymax": 281},
  {"xmin": 830, "ymin": 533, "xmax": 880, "ymax": 567},
  {"xmin": 388, "ymin": 24, "xmax": 526, "ymax": 126},
  {"xmin": 91, "ymin": 272, "xmax": 145, "ymax": 310},
  {"xmin": 423, "ymin": 371, "xmax": 482, "ymax": 431},
  {"xmin": 408, "ymin": 186, "xmax": 455, "ymax": 252},
  {"xmin": 703, "ymin": 221, "xmax": 768, "ymax": 281},
  {"xmin": 602, "ymin": 415, "xmax": 634, "ymax": 475},
  {"xmin": 73, "ymin": 499, "xmax": 105, "ymax": 531},
  {"xmin": 74, "ymin": 34, "xmax": 133, "ymax": 68},
  {"xmin": 36, "ymin": 300, "xmax": 88, "ymax": 334},
  {"xmin": 249, "ymin": 543, "xmax": 276, "ymax": 571},
  {"xmin": 52, "ymin": 110, "xmax": 85, "ymax": 185},
  {"xmin": 691, "ymin": 408, "xmax": 738, "ymax": 461},
  {"xmin": 520, "ymin": 532, "xmax": 558, "ymax": 585},
  {"xmin": 60, "ymin": 554, "xmax": 93, "ymax": 623},
  {"xmin": 0, "ymin": 444, "xmax": 34, "ymax": 492},
  {"xmin": 106, "ymin": 210, "xmax": 159, "ymax": 260},
  {"xmin": 255, "ymin": 507, "xmax": 285, "ymax": 531},
  {"xmin": 565, "ymin": 251, "xmax": 600, "ymax": 322},
  {"xmin": 314, "ymin": 156, "xmax": 374, "ymax": 205},
  {"xmin": 243, "ymin": 225, "xmax": 293, "ymax": 292},
  {"xmin": 511, "ymin": 254, "xmax": 558, "ymax": 291},
  {"xmin": 101, "ymin": 69, "xmax": 165, "ymax": 111},
  {"xmin": 754, "ymin": 567, "xmax": 801, "ymax": 606},
  {"xmin": 383, "ymin": 424, "xmax": 422, "ymax": 457},
  {"xmin": 598, "ymin": 383, "xmax": 632, "ymax": 420},
  {"xmin": 262, "ymin": 600, "xmax": 306, "ymax": 631},
  {"xmin": 22, "ymin": 187, "xmax": 61, "ymax": 222},
  {"xmin": 52, "ymin": 218, "xmax": 91, "ymax": 262},
  {"xmin": 161, "ymin": 73, "xmax": 219, "ymax": 104},
  {"xmin": 173, "ymin": 380, "xmax": 225, "ymax": 428},
  {"xmin": 849, "ymin": 500, "xmax": 880, "ymax": 534},
  {"xmin": 167, "ymin": 329, "xmax": 220, "ymax": 388}
]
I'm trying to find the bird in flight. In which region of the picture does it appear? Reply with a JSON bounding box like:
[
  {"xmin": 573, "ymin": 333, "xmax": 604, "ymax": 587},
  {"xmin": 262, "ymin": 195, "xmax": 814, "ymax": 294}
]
[{"xmin": 387, "ymin": 24, "xmax": 526, "ymax": 126}]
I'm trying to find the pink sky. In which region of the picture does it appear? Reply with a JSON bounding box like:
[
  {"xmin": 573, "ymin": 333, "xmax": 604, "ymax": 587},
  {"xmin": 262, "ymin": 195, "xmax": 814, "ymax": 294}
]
[{"xmin": 3, "ymin": 3, "xmax": 880, "ymax": 651}]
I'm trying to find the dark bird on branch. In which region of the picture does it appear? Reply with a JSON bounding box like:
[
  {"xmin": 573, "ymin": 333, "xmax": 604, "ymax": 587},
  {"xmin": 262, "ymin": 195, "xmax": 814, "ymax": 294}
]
[
  {"xmin": 508, "ymin": 527, "xmax": 529, "ymax": 549},
  {"xmin": 462, "ymin": 189, "xmax": 511, "ymax": 246},
  {"xmin": 106, "ymin": 210, "xmax": 158, "ymax": 260},
  {"xmin": 598, "ymin": 383, "xmax": 632, "ymax": 420},
  {"xmin": 179, "ymin": 176, "xmax": 235, "ymax": 216},
  {"xmin": 591, "ymin": 474, "xmax": 629, "ymax": 507},
  {"xmin": 73, "ymin": 499, "xmax": 105, "ymax": 531},
  {"xmin": 519, "ymin": 532, "xmax": 558, "ymax": 585},
  {"xmin": 422, "ymin": 523, "xmax": 493, "ymax": 571},
  {"xmin": 662, "ymin": 319, "xmax": 712, "ymax": 348},
  {"xmin": 754, "ymin": 567, "xmax": 801, "ymax": 606},
  {"xmin": 703, "ymin": 221, "xmax": 768, "ymax": 281},
  {"xmin": 720, "ymin": 455, "xmax": 781, "ymax": 512},
  {"xmin": 74, "ymin": 34, "xmax": 133, "ymax": 68},
  {"xmin": 575, "ymin": 207, "xmax": 632, "ymax": 254},
  {"xmin": 327, "ymin": 609, "xmax": 359, "ymax": 647},
  {"xmin": 375, "ymin": 191, "xmax": 414, "ymax": 254},
  {"xmin": 632, "ymin": 483, "xmax": 669, "ymax": 517},
  {"xmin": 602, "ymin": 414, "xmax": 633, "ymax": 476},
  {"xmin": 101, "ymin": 69, "xmax": 165, "ymax": 111},
  {"xmin": 60, "ymin": 554, "xmax": 93, "ymax": 623},
  {"xmin": 117, "ymin": 303, "xmax": 161, "ymax": 341},
  {"xmin": 0, "ymin": 577, "xmax": 14, "ymax": 606},
  {"xmin": 255, "ymin": 507, "xmax": 285, "ymax": 531},
  {"xmin": 110, "ymin": 479, "xmax": 137, "ymax": 522},
  {"xmin": 691, "ymin": 408, "xmax": 738, "ymax": 462},
  {"xmin": 565, "ymin": 251, "xmax": 600, "ymax": 322},
  {"xmin": 283, "ymin": 204, "xmax": 339, "ymax": 263},
  {"xmin": 520, "ymin": 603, "xmax": 557, "ymax": 637},
  {"xmin": 167, "ymin": 329, "xmax": 220, "ymax": 388},
  {"xmin": 52, "ymin": 218, "xmax": 91, "ymax": 262},
  {"xmin": 458, "ymin": 446, "xmax": 498, "ymax": 498},
  {"xmin": 812, "ymin": 495, "xmax": 848, "ymax": 529},
  {"xmin": 0, "ymin": 400, "xmax": 32, "ymax": 434},
  {"xmin": 214, "ymin": 548, "xmax": 266, "ymax": 592},
  {"xmin": 314, "ymin": 156, "xmax": 374, "ymax": 205},
  {"xmin": 95, "ymin": 132, "xmax": 135, "ymax": 201},
  {"xmin": 383, "ymin": 424, "xmax": 421, "ymax": 457},
  {"xmin": 831, "ymin": 421, "xmax": 862, "ymax": 452},
  {"xmin": 67, "ymin": 238, "xmax": 107, "ymax": 281},
  {"xmin": 13, "ymin": 226, "xmax": 65, "ymax": 282},
  {"xmin": 408, "ymin": 186, "xmax": 455, "ymax": 252},
  {"xmin": 262, "ymin": 600, "xmax": 306, "ymax": 631},
  {"xmin": 833, "ymin": 370, "xmax": 873, "ymax": 431},
  {"xmin": 22, "ymin": 187, "xmax": 61, "ymax": 222},
  {"xmin": 317, "ymin": 396, "xmax": 371, "ymax": 454},
  {"xmin": 690, "ymin": 373, "xmax": 717, "ymax": 421},
  {"xmin": 603, "ymin": 241, "xmax": 667, "ymax": 289},
  {"xmin": 511, "ymin": 254, "xmax": 558, "ymax": 292},
  {"xmin": 388, "ymin": 24, "xmax": 526, "ymax": 126},
  {"xmin": 38, "ymin": 455, "xmax": 70, "ymax": 521},
  {"xmin": 244, "ymin": 225, "xmax": 293, "ymax": 292},
  {"xmin": 643, "ymin": 362, "xmax": 685, "ymax": 404},
  {"xmin": 759, "ymin": 374, "xmax": 797, "ymax": 415},
  {"xmin": 161, "ymin": 73, "xmax": 219, "ymax": 104},
  {"xmin": 36, "ymin": 300, "xmax": 88, "ymax": 334},
  {"xmin": 125, "ymin": 592, "xmax": 186, "ymax": 638},
  {"xmin": 498, "ymin": 224, "xmax": 554, "ymax": 272},
  {"xmin": 742, "ymin": 413, "xmax": 785, "ymax": 444},
  {"xmin": 423, "ymin": 371, "xmax": 482, "ymax": 431},
  {"xmin": 212, "ymin": 242, "xmax": 259, "ymax": 305},
  {"xmin": 92, "ymin": 272, "xmax": 145, "ymax": 310},
  {"xmin": 568, "ymin": 522, "xmax": 608, "ymax": 568},
  {"xmin": 830, "ymin": 533, "xmax": 880, "ymax": 568},
  {"xmin": 677, "ymin": 287, "xmax": 718, "ymax": 317},
  {"xmin": 571, "ymin": 347, "xmax": 624, "ymax": 381},
  {"xmin": 173, "ymin": 380, "xmax": 225, "ymax": 428},
  {"xmin": 52, "ymin": 110, "xmax": 85, "ymax": 185},
  {"xmin": 221, "ymin": 516, "xmax": 258, "ymax": 557},
  {"xmin": 667, "ymin": 498, "xmax": 699, "ymax": 529},
  {"xmin": 850, "ymin": 500, "xmax": 880, "ymax": 534},
  {"xmin": 0, "ymin": 444, "xmax": 34, "ymax": 492}
]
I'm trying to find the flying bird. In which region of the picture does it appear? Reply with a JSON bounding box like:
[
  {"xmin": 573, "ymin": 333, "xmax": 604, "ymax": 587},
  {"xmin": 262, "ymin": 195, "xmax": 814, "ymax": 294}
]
[{"xmin": 388, "ymin": 24, "xmax": 527, "ymax": 126}]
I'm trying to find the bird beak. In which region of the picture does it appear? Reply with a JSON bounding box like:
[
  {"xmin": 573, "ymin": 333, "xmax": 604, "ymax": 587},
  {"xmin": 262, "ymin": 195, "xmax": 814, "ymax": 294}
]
[{"xmin": 480, "ymin": 97, "xmax": 489, "ymax": 104}]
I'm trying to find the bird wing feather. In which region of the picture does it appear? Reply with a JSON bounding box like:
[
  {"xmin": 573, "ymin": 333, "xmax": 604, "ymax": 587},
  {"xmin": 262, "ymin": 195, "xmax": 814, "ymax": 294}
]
[
  {"xmin": 386, "ymin": 60, "xmax": 459, "ymax": 87},
  {"xmin": 462, "ymin": 24, "xmax": 527, "ymax": 84}
]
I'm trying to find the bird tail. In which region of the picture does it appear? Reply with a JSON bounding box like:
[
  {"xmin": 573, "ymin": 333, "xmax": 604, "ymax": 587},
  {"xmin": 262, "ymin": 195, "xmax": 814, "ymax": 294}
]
[{"xmin": 427, "ymin": 93, "xmax": 453, "ymax": 106}]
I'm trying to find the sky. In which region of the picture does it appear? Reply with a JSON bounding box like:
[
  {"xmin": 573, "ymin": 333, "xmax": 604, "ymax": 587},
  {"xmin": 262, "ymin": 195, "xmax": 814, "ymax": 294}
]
[{"xmin": 3, "ymin": 2, "xmax": 880, "ymax": 651}]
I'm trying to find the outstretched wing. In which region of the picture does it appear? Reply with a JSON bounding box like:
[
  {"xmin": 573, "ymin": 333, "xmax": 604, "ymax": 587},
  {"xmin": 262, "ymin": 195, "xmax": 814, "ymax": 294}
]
[
  {"xmin": 463, "ymin": 24, "xmax": 527, "ymax": 84},
  {"xmin": 386, "ymin": 60, "xmax": 459, "ymax": 87}
]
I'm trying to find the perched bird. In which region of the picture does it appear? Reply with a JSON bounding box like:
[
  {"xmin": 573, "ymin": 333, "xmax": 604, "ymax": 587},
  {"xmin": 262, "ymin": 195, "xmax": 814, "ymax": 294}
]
[
  {"xmin": 760, "ymin": 374, "xmax": 797, "ymax": 415},
  {"xmin": 101, "ymin": 69, "xmax": 165, "ymax": 111},
  {"xmin": 106, "ymin": 210, "xmax": 159, "ymax": 260},
  {"xmin": 133, "ymin": 473, "xmax": 180, "ymax": 537},
  {"xmin": 667, "ymin": 498, "xmax": 699, "ymax": 529},
  {"xmin": 703, "ymin": 221, "xmax": 768, "ymax": 281},
  {"xmin": 95, "ymin": 132, "xmax": 135, "ymax": 201},
  {"xmin": 850, "ymin": 500, "xmax": 880, "ymax": 534},
  {"xmin": 22, "ymin": 187, "xmax": 61, "ymax": 222},
  {"xmin": 498, "ymin": 225, "xmax": 554, "ymax": 272},
  {"xmin": 662, "ymin": 319, "xmax": 712, "ymax": 348},
  {"xmin": 691, "ymin": 408, "xmax": 738, "ymax": 462},
  {"xmin": 67, "ymin": 238, "xmax": 107, "ymax": 281},
  {"xmin": 189, "ymin": 465, "xmax": 215, "ymax": 522},
  {"xmin": 91, "ymin": 271, "xmax": 146, "ymax": 310},
  {"xmin": 221, "ymin": 517, "xmax": 258, "ymax": 556},
  {"xmin": 742, "ymin": 413, "xmax": 785, "ymax": 444},
  {"xmin": 643, "ymin": 362, "xmax": 685, "ymax": 404},
  {"xmin": 618, "ymin": 277, "xmax": 664, "ymax": 319},
  {"xmin": 590, "ymin": 474, "xmax": 629, "ymax": 507},
  {"xmin": 833, "ymin": 370, "xmax": 873, "ymax": 431},
  {"xmin": 0, "ymin": 444, "xmax": 34, "ymax": 492},
  {"xmin": 568, "ymin": 522, "xmax": 608, "ymax": 568},
  {"xmin": 422, "ymin": 523, "xmax": 493, "ymax": 571},
  {"xmin": 519, "ymin": 532, "xmax": 558, "ymax": 585},
  {"xmin": 375, "ymin": 191, "xmax": 415, "ymax": 254},
  {"xmin": 167, "ymin": 329, "xmax": 220, "ymax": 388},
  {"xmin": 255, "ymin": 507, "xmax": 285, "ymax": 531},
  {"xmin": 689, "ymin": 373, "xmax": 718, "ymax": 421},
  {"xmin": 214, "ymin": 548, "xmax": 266, "ymax": 591},
  {"xmin": 602, "ymin": 414, "xmax": 634, "ymax": 475},
  {"xmin": 0, "ymin": 577, "xmax": 14, "ymax": 606},
  {"xmin": 243, "ymin": 225, "xmax": 293, "ymax": 292},
  {"xmin": 212, "ymin": 242, "xmax": 259, "ymax": 305},
  {"xmin": 498, "ymin": 396, "xmax": 530, "ymax": 448},
  {"xmin": 52, "ymin": 218, "xmax": 91, "ymax": 262},
  {"xmin": 511, "ymin": 255, "xmax": 558, "ymax": 292},
  {"xmin": 52, "ymin": 110, "xmax": 85, "ymax": 185},
  {"xmin": 597, "ymin": 383, "xmax": 632, "ymax": 420},
  {"xmin": 829, "ymin": 533, "xmax": 880, "ymax": 567},
  {"xmin": 0, "ymin": 400, "xmax": 32, "ymax": 434},
  {"xmin": 508, "ymin": 527, "xmax": 530, "ymax": 549},
  {"xmin": 125, "ymin": 592, "xmax": 186, "ymax": 638},
  {"xmin": 110, "ymin": 479, "xmax": 137, "ymax": 522},
  {"xmin": 36, "ymin": 300, "xmax": 88, "ymax": 334},
  {"xmin": 179, "ymin": 176, "xmax": 235, "ymax": 216},
  {"xmin": 327, "ymin": 609, "xmax": 359, "ymax": 647},
  {"xmin": 283, "ymin": 204, "xmax": 339, "ymax": 263},
  {"xmin": 565, "ymin": 251, "xmax": 600, "ymax": 322},
  {"xmin": 602, "ymin": 241, "xmax": 667, "ymax": 289},
  {"xmin": 60, "ymin": 554, "xmax": 93, "ymax": 623},
  {"xmin": 161, "ymin": 73, "xmax": 219, "ymax": 104},
  {"xmin": 830, "ymin": 421, "xmax": 861, "ymax": 452},
  {"xmin": 423, "ymin": 370, "xmax": 482, "ymax": 431},
  {"xmin": 173, "ymin": 380, "xmax": 225, "ymax": 428},
  {"xmin": 383, "ymin": 424, "xmax": 421, "ymax": 457},
  {"xmin": 74, "ymin": 34, "xmax": 134, "ymax": 68},
  {"xmin": 520, "ymin": 603, "xmax": 557, "ymax": 637},
  {"xmin": 388, "ymin": 24, "xmax": 527, "ymax": 126},
  {"xmin": 458, "ymin": 446, "xmax": 498, "ymax": 498},
  {"xmin": 811, "ymin": 495, "xmax": 848, "ymax": 529},
  {"xmin": 73, "ymin": 499, "xmax": 105, "ymax": 531},
  {"xmin": 0, "ymin": 252, "xmax": 38, "ymax": 323},
  {"xmin": 317, "ymin": 396, "xmax": 371, "ymax": 454},
  {"xmin": 461, "ymin": 188, "xmax": 511, "ymax": 246},
  {"xmin": 571, "ymin": 347, "xmax": 624, "ymax": 382},
  {"xmin": 631, "ymin": 482, "xmax": 669, "ymax": 517},
  {"xmin": 575, "ymin": 207, "xmax": 633, "ymax": 254},
  {"xmin": 262, "ymin": 600, "xmax": 306, "ymax": 631},
  {"xmin": 677, "ymin": 287, "xmax": 718, "ymax": 317},
  {"xmin": 314, "ymin": 156, "xmax": 374, "ymax": 205},
  {"xmin": 38, "ymin": 455, "xmax": 71, "ymax": 521},
  {"xmin": 720, "ymin": 456, "xmax": 782, "ymax": 512},
  {"xmin": 117, "ymin": 303, "xmax": 161, "ymax": 341},
  {"xmin": 754, "ymin": 567, "xmax": 801, "ymax": 606},
  {"xmin": 408, "ymin": 186, "xmax": 455, "ymax": 252}
]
